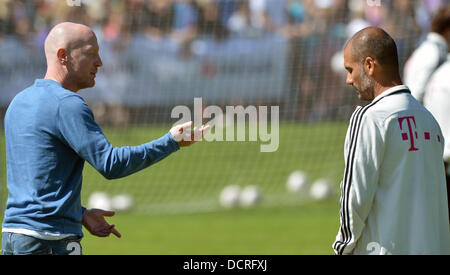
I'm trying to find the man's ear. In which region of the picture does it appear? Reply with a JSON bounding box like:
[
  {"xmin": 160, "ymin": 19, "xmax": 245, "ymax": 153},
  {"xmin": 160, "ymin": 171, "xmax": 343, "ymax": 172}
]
[
  {"xmin": 56, "ymin": 48, "xmax": 68, "ymax": 65},
  {"xmin": 364, "ymin": 56, "xmax": 376, "ymax": 76}
]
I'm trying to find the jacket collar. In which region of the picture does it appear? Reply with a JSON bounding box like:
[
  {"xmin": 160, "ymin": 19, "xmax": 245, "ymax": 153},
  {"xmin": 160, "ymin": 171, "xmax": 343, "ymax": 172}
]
[{"xmin": 372, "ymin": 85, "xmax": 410, "ymax": 102}]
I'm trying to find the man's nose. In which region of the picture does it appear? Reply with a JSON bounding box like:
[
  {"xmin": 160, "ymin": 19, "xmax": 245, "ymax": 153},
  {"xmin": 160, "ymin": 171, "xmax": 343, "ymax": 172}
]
[
  {"xmin": 346, "ymin": 73, "xmax": 353, "ymax": 85},
  {"xmin": 95, "ymin": 56, "xmax": 103, "ymax": 67}
]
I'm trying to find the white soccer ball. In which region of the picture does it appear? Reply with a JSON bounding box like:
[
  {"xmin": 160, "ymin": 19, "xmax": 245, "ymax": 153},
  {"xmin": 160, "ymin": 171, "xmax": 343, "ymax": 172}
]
[
  {"xmin": 87, "ymin": 192, "xmax": 113, "ymax": 211},
  {"xmin": 219, "ymin": 185, "xmax": 241, "ymax": 208},
  {"xmin": 286, "ymin": 171, "xmax": 310, "ymax": 193},
  {"xmin": 310, "ymin": 179, "xmax": 333, "ymax": 200},
  {"xmin": 239, "ymin": 185, "xmax": 262, "ymax": 207},
  {"xmin": 111, "ymin": 194, "xmax": 134, "ymax": 212}
]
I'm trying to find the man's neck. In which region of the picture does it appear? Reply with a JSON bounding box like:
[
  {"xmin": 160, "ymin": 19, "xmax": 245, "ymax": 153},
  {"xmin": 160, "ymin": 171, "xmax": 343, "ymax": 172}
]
[
  {"xmin": 373, "ymin": 77, "xmax": 403, "ymax": 98},
  {"xmin": 44, "ymin": 71, "xmax": 78, "ymax": 92}
]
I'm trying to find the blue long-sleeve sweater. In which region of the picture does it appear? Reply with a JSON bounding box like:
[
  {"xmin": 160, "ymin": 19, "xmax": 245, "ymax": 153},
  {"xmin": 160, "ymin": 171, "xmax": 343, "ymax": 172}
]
[{"xmin": 2, "ymin": 79, "xmax": 179, "ymax": 236}]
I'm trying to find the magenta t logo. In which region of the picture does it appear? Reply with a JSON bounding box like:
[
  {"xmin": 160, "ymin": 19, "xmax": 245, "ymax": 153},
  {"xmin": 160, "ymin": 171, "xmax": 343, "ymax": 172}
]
[{"xmin": 398, "ymin": 116, "xmax": 419, "ymax": 151}]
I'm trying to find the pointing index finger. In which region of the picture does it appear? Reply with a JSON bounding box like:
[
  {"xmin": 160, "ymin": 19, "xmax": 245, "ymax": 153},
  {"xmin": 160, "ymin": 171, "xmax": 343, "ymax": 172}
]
[{"xmin": 181, "ymin": 121, "xmax": 193, "ymax": 130}]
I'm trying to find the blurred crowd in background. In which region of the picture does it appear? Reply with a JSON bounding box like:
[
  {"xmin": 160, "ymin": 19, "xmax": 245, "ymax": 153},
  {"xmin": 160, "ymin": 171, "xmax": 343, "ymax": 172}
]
[
  {"xmin": 0, "ymin": 0, "xmax": 449, "ymax": 125},
  {"xmin": 1, "ymin": 0, "xmax": 447, "ymax": 45}
]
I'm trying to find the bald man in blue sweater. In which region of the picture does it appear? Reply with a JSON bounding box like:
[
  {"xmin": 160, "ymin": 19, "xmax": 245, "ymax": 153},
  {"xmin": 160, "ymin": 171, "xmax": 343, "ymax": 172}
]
[{"xmin": 1, "ymin": 22, "xmax": 209, "ymax": 255}]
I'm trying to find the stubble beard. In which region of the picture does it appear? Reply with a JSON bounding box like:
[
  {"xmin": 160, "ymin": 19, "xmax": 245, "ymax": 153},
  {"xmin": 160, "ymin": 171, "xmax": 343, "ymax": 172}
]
[{"xmin": 357, "ymin": 69, "xmax": 375, "ymax": 101}]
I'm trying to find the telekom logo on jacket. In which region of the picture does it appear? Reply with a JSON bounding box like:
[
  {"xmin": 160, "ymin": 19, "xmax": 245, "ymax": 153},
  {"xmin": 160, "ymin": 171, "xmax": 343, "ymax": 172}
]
[
  {"xmin": 398, "ymin": 116, "xmax": 419, "ymax": 151},
  {"xmin": 398, "ymin": 116, "xmax": 441, "ymax": 152}
]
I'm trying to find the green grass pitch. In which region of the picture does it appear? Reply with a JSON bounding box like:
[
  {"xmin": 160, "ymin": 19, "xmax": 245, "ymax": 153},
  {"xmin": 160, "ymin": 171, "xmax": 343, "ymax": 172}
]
[{"xmin": 1, "ymin": 122, "xmax": 348, "ymax": 254}]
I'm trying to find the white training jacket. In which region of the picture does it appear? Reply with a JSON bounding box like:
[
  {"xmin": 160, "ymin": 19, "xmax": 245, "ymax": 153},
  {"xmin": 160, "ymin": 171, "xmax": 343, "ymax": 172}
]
[
  {"xmin": 333, "ymin": 85, "xmax": 450, "ymax": 255},
  {"xmin": 404, "ymin": 32, "xmax": 448, "ymax": 103},
  {"xmin": 424, "ymin": 55, "xmax": 450, "ymax": 163}
]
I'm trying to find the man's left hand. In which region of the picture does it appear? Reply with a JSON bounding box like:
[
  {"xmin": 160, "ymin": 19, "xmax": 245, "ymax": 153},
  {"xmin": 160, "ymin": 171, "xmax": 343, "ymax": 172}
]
[{"xmin": 81, "ymin": 208, "xmax": 122, "ymax": 238}]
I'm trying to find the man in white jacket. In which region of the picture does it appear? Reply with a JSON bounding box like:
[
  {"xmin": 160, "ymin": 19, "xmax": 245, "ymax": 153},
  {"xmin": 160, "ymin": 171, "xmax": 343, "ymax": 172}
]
[
  {"xmin": 333, "ymin": 27, "xmax": 450, "ymax": 255},
  {"xmin": 404, "ymin": 6, "xmax": 450, "ymax": 103},
  {"xmin": 424, "ymin": 53, "xmax": 450, "ymax": 220}
]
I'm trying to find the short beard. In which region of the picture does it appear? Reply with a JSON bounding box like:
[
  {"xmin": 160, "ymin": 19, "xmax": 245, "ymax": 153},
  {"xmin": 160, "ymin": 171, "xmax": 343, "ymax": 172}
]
[
  {"xmin": 358, "ymin": 67, "xmax": 375, "ymax": 101},
  {"xmin": 75, "ymin": 75, "xmax": 95, "ymax": 91}
]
